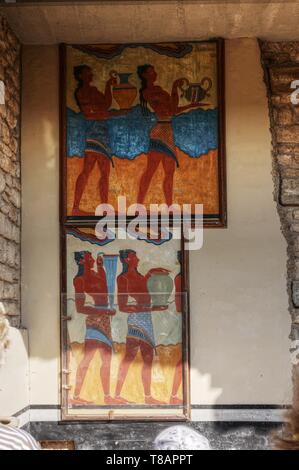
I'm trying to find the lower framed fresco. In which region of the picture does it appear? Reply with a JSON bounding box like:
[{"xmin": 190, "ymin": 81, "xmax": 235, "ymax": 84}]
[{"xmin": 61, "ymin": 225, "xmax": 190, "ymax": 420}]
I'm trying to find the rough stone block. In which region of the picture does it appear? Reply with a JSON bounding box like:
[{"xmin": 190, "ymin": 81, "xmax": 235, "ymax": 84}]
[
  {"xmin": 274, "ymin": 107, "xmax": 294, "ymax": 126},
  {"xmin": 8, "ymin": 205, "xmax": 19, "ymax": 224},
  {"xmin": 0, "ymin": 212, "xmax": 19, "ymax": 243},
  {"xmin": 276, "ymin": 126, "xmax": 299, "ymax": 144},
  {"xmin": 281, "ymin": 178, "xmax": 299, "ymax": 205},
  {"xmin": 293, "ymin": 281, "xmax": 299, "ymax": 307},
  {"xmin": 6, "ymin": 29, "xmax": 19, "ymax": 52},
  {"xmin": 0, "ymin": 262, "xmax": 18, "ymax": 283},
  {"xmin": 0, "ymin": 120, "xmax": 11, "ymax": 145},
  {"xmin": 277, "ymin": 144, "xmax": 299, "ymax": 158},
  {"xmin": 2, "ymin": 282, "xmax": 19, "ymax": 300},
  {"xmin": 5, "ymin": 240, "xmax": 18, "ymax": 267},
  {"xmin": 0, "ymin": 152, "xmax": 16, "ymax": 174},
  {"xmin": 8, "ymin": 187, "xmax": 20, "ymax": 208},
  {"xmin": 0, "ymin": 171, "xmax": 6, "ymax": 193},
  {"xmin": 269, "ymin": 66, "xmax": 299, "ymax": 94},
  {"xmin": 0, "ymin": 64, "xmax": 4, "ymax": 81},
  {"xmin": 271, "ymin": 94, "xmax": 292, "ymax": 106},
  {"xmin": 280, "ymin": 168, "xmax": 299, "ymax": 178},
  {"xmin": 6, "ymin": 108, "xmax": 17, "ymax": 129},
  {"xmin": 1, "ymin": 300, "xmax": 19, "ymax": 317}
]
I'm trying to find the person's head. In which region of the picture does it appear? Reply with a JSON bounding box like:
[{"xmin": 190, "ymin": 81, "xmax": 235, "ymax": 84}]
[
  {"xmin": 154, "ymin": 425, "xmax": 211, "ymax": 450},
  {"xmin": 137, "ymin": 64, "xmax": 157, "ymax": 83},
  {"xmin": 74, "ymin": 251, "xmax": 94, "ymax": 277},
  {"xmin": 137, "ymin": 64, "xmax": 155, "ymax": 113},
  {"xmin": 73, "ymin": 65, "xmax": 92, "ymax": 108},
  {"xmin": 119, "ymin": 249, "xmax": 138, "ymax": 273},
  {"xmin": 74, "ymin": 65, "xmax": 93, "ymax": 86}
]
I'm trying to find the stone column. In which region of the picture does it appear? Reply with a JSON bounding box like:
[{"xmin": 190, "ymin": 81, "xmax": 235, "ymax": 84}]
[
  {"xmin": 0, "ymin": 15, "xmax": 21, "ymax": 328},
  {"xmin": 260, "ymin": 41, "xmax": 299, "ymax": 446}
]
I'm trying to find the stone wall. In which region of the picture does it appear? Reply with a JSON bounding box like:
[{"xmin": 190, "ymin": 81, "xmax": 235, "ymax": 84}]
[
  {"xmin": 0, "ymin": 15, "xmax": 21, "ymax": 327},
  {"xmin": 260, "ymin": 42, "xmax": 299, "ymax": 419}
]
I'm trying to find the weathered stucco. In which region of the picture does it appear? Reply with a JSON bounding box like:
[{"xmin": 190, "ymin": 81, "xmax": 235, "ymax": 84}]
[{"xmin": 1, "ymin": 1, "xmax": 299, "ymax": 44}]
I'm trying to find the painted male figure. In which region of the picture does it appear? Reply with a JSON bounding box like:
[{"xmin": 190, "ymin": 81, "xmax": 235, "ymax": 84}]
[
  {"xmin": 115, "ymin": 249, "xmax": 169, "ymax": 405},
  {"xmin": 71, "ymin": 251, "xmax": 120, "ymax": 405}
]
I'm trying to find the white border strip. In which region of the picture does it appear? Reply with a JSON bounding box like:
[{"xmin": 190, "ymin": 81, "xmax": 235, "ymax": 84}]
[
  {"xmin": 30, "ymin": 408, "xmax": 60, "ymax": 422},
  {"xmin": 15, "ymin": 406, "xmax": 287, "ymax": 425},
  {"xmin": 17, "ymin": 409, "xmax": 30, "ymax": 428},
  {"xmin": 191, "ymin": 408, "xmax": 285, "ymax": 422}
]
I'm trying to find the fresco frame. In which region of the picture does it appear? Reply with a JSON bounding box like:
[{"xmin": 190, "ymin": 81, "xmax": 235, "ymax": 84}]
[
  {"xmin": 60, "ymin": 223, "xmax": 190, "ymax": 422},
  {"xmin": 59, "ymin": 39, "xmax": 227, "ymax": 228}
]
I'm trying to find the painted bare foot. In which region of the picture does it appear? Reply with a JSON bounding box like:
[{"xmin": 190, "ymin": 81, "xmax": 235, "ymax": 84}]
[
  {"xmin": 114, "ymin": 395, "xmax": 132, "ymax": 405},
  {"xmin": 70, "ymin": 396, "xmax": 94, "ymax": 405},
  {"xmin": 104, "ymin": 395, "xmax": 127, "ymax": 405},
  {"xmin": 169, "ymin": 395, "xmax": 183, "ymax": 405},
  {"xmin": 72, "ymin": 208, "xmax": 94, "ymax": 217},
  {"xmin": 144, "ymin": 396, "xmax": 166, "ymax": 405}
]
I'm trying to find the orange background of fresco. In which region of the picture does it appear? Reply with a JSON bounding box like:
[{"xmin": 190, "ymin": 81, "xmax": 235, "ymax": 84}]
[
  {"xmin": 70, "ymin": 343, "xmax": 182, "ymax": 405},
  {"xmin": 67, "ymin": 149, "xmax": 219, "ymax": 215}
]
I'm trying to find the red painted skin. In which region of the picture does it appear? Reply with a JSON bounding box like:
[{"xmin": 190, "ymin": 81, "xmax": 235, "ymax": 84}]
[
  {"xmin": 72, "ymin": 67, "xmax": 129, "ymax": 216},
  {"xmin": 170, "ymin": 271, "xmax": 183, "ymax": 405},
  {"xmin": 72, "ymin": 67, "xmax": 116, "ymax": 216},
  {"xmin": 71, "ymin": 253, "xmax": 121, "ymax": 406},
  {"xmin": 115, "ymin": 251, "xmax": 169, "ymax": 405},
  {"xmin": 137, "ymin": 66, "xmax": 208, "ymax": 206}
]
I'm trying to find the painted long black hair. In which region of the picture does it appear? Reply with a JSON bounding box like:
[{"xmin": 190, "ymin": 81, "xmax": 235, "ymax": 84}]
[
  {"xmin": 74, "ymin": 251, "xmax": 90, "ymax": 278},
  {"xmin": 177, "ymin": 250, "xmax": 182, "ymax": 275},
  {"xmin": 119, "ymin": 249, "xmax": 136, "ymax": 274},
  {"xmin": 137, "ymin": 64, "xmax": 152, "ymax": 115},
  {"xmin": 73, "ymin": 65, "xmax": 90, "ymax": 108}
]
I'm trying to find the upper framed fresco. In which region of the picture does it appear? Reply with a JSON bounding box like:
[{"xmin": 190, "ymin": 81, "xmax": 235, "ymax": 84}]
[{"xmin": 60, "ymin": 40, "xmax": 226, "ymax": 226}]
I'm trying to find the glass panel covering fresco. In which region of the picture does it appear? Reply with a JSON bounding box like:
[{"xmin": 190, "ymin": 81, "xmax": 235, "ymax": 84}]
[{"xmin": 62, "ymin": 227, "xmax": 189, "ymax": 420}]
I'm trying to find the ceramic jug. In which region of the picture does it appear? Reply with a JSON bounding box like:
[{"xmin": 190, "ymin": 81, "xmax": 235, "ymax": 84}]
[
  {"xmin": 112, "ymin": 72, "xmax": 137, "ymax": 109},
  {"xmin": 147, "ymin": 272, "xmax": 173, "ymax": 308}
]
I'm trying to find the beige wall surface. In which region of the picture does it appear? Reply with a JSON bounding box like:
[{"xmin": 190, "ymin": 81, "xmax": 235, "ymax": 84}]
[
  {"xmin": 21, "ymin": 46, "xmax": 60, "ymax": 405},
  {"xmin": 21, "ymin": 39, "xmax": 292, "ymax": 408}
]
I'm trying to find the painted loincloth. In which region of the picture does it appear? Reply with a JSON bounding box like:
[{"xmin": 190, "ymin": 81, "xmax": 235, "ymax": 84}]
[
  {"xmin": 85, "ymin": 310, "xmax": 113, "ymax": 348},
  {"xmin": 127, "ymin": 312, "xmax": 155, "ymax": 349},
  {"xmin": 85, "ymin": 120, "xmax": 114, "ymax": 166},
  {"xmin": 149, "ymin": 121, "xmax": 179, "ymax": 167}
]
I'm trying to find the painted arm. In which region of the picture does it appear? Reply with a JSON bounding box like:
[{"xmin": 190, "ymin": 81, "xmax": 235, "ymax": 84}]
[
  {"xmin": 74, "ymin": 278, "xmax": 114, "ymax": 316},
  {"xmin": 103, "ymin": 77, "xmax": 115, "ymax": 109},
  {"xmin": 76, "ymin": 86, "xmax": 111, "ymax": 120},
  {"xmin": 117, "ymin": 276, "xmax": 151, "ymax": 313},
  {"xmin": 77, "ymin": 101, "xmax": 109, "ymax": 120}
]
